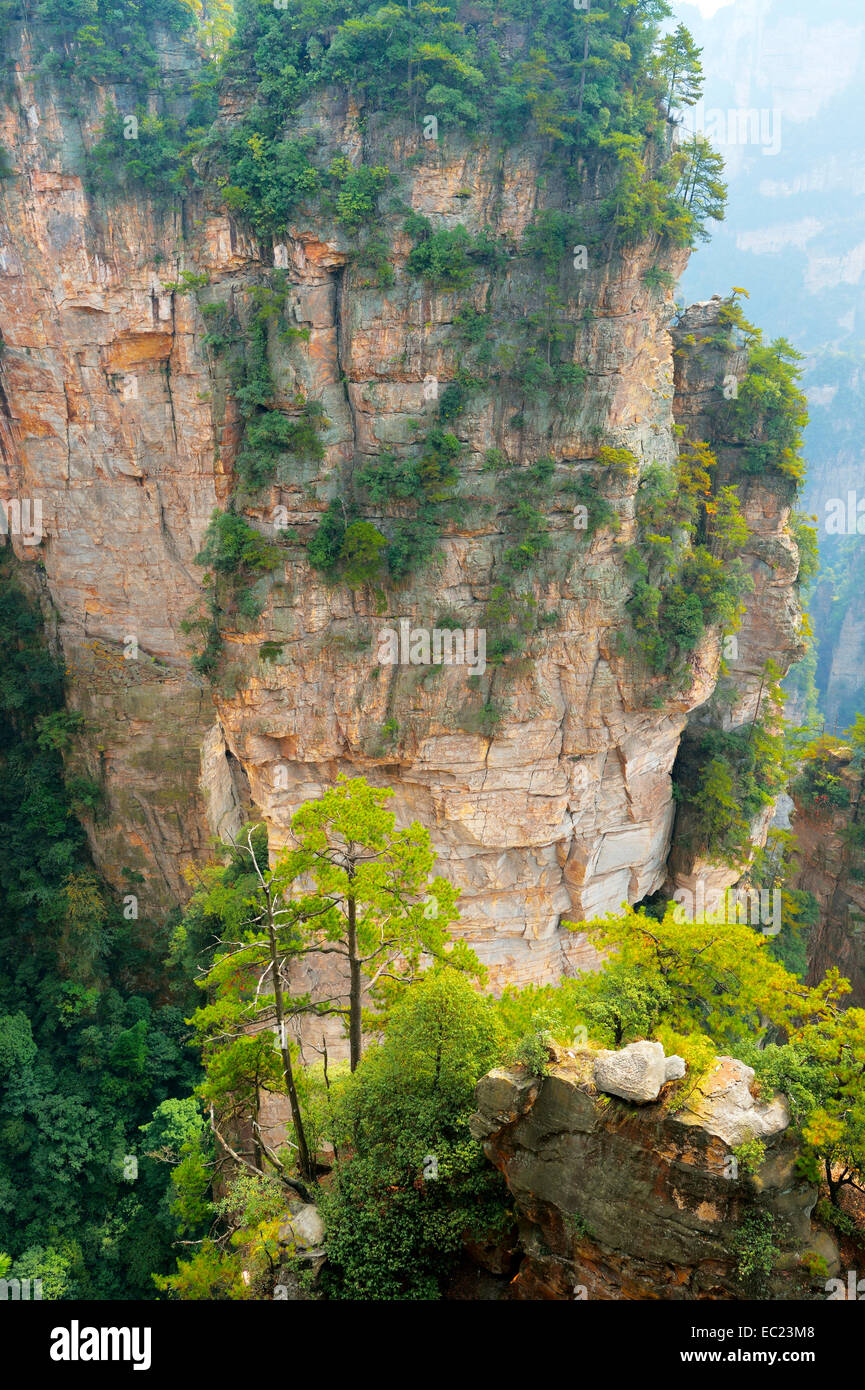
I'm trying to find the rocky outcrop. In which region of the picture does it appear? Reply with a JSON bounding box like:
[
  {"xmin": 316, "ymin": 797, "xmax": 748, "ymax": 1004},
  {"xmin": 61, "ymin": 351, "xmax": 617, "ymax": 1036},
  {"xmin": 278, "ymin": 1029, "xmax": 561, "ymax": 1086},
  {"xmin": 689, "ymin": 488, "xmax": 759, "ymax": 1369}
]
[
  {"xmin": 0, "ymin": 29, "xmax": 236, "ymax": 911},
  {"xmin": 272, "ymin": 1199, "xmax": 327, "ymax": 1299},
  {"xmin": 665, "ymin": 300, "xmax": 806, "ymax": 900},
  {"xmin": 471, "ymin": 1050, "xmax": 836, "ymax": 1299},
  {"xmin": 278, "ymin": 1202, "xmax": 326, "ymax": 1262},
  {"xmin": 672, "ymin": 300, "xmax": 805, "ymax": 733}
]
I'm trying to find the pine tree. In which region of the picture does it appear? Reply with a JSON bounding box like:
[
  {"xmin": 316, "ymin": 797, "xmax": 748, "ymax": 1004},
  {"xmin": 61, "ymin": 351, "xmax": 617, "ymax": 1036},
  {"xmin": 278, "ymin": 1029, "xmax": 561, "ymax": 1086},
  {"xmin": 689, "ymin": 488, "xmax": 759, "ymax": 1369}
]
[
  {"xmin": 657, "ymin": 21, "xmax": 704, "ymax": 114},
  {"xmin": 677, "ymin": 134, "xmax": 727, "ymax": 239},
  {"xmin": 276, "ymin": 776, "xmax": 481, "ymax": 1071}
]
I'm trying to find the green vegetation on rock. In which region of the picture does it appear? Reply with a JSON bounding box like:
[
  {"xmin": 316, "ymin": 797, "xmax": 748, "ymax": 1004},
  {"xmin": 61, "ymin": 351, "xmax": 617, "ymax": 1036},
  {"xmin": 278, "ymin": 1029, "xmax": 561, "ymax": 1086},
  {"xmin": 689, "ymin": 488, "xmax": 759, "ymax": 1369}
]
[{"xmin": 0, "ymin": 556, "xmax": 200, "ymax": 1297}]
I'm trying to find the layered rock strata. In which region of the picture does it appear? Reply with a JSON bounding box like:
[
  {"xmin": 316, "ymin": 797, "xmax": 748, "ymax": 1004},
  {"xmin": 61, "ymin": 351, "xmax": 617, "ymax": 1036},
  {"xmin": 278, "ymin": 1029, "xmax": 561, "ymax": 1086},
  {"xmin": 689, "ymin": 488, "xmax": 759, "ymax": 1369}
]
[
  {"xmin": 0, "ymin": 29, "xmax": 802, "ymax": 989},
  {"xmin": 792, "ymin": 745, "xmax": 865, "ymax": 1006},
  {"xmin": 471, "ymin": 1050, "xmax": 836, "ymax": 1300},
  {"xmin": 666, "ymin": 300, "xmax": 805, "ymax": 901}
]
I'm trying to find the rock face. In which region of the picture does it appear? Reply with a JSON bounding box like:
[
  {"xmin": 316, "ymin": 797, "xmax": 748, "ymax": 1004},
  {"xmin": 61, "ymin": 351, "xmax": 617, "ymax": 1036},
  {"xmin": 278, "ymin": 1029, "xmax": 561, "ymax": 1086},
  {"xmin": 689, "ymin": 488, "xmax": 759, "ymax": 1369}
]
[
  {"xmin": 0, "ymin": 30, "xmax": 241, "ymax": 912},
  {"xmin": 791, "ymin": 746, "xmax": 865, "ymax": 1006},
  {"xmin": 665, "ymin": 300, "xmax": 806, "ymax": 901},
  {"xmin": 275, "ymin": 1199, "xmax": 327, "ymax": 1297},
  {"xmin": 672, "ymin": 301, "xmax": 805, "ymax": 736},
  {"xmin": 471, "ymin": 1052, "xmax": 834, "ymax": 1299},
  {"xmin": 676, "ymin": 1057, "xmax": 790, "ymax": 1148},
  {"xmin": 0, "ymin": 27, "xmax": 803, "ymax": 996},
  {"xmin": 821, "ymin": 578, "xmax": 865, "ymax": 726}
]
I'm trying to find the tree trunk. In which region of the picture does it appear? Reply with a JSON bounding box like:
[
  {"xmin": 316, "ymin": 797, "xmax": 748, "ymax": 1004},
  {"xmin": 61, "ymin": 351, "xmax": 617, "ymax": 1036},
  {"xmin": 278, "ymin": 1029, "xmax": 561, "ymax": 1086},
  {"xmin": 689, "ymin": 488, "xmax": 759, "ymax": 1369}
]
[
  {"xmin": 577, "ymin": 28, "xmax": 590, "ymax": 120},
  {"xmin": 321, "ymin": 1036, "xmax": 341, "ymax": 1168},
  {"xmin": 347, "ymin": 885, "xmax": 362, "ymax": 1071},
  {"xmin": 667, "ymin": 57, "xmax": 679, "ymax": 115},
  {"xmin": 747, "ymin": 671, "xmax": 767, "ymax": 744},
  {"xmin": 266, "ymin": 910, "xmax": 314, "ymax": 1183},
  {"xmin": 252, "ymin": 1068, "xmax": 264, "ymax": 1171}
]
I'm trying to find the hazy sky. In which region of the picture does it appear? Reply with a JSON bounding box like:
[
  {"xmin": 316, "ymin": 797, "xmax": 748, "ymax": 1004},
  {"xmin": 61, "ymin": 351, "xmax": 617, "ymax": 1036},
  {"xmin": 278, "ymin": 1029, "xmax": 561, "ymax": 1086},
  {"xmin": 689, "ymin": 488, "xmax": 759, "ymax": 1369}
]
[{"xmin": 683, "ymin": 0, "xmax": 735, "ymax": 14}]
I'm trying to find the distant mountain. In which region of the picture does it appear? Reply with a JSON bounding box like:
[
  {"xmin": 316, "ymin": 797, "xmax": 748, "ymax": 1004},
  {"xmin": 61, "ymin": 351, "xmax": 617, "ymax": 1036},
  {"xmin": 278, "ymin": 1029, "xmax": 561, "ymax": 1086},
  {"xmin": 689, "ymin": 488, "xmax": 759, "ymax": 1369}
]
[{"xmin": 676, "ymin": 0, "xmax": 865, "ymax": 723}]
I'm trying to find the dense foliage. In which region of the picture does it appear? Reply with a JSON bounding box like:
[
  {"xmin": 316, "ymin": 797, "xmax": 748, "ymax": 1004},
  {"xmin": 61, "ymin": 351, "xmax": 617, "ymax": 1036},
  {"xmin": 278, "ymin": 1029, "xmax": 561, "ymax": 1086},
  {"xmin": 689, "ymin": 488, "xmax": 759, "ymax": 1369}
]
[
  {"xmin": 0, "ymin": 558, "xmax": 200, "ymax": 1297},
  {"xmin": 211, "ymin": 0, "xmax": 722, "ymax": 243},
  {"xmin": 670, "ymin": 660, "xmax": 790, "ymax": 867},
  {"xmin": 159, "ymin": 864, "xmax": 865, "ymax": 1299},
  {"xmin": 320, "ymin": 971, "xmax": 509, "ymax": 1299},
  {"xmin": 623, "ymin": 437, "xmax": 752, "ymax": 687},
  {"xmin": 176, "ymin": 778, "xmax": 477, "ymax": 1188},
  {"xmin": 1, "ymin": 0, "xmax": 195, "ymax": 86},
  {"xmin": 680, "ymin": 292, "xmax": 809, "ymax": 498},
  {"xmin": 792, "ymin": 736, "xmax": 854, "ymax": 815}
]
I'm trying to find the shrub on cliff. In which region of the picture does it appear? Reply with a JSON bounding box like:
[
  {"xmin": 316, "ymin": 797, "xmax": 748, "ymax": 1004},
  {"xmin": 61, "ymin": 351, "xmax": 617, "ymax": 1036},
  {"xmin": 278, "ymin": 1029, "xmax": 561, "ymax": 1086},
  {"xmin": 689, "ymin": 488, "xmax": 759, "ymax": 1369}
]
[
  {"xmin": 311, "ymin": 428, "xmax": 461, "ymax": 586},
  {"xmin": 220, "ymin": 134, "xmax": 321, "ymax": 234},
  {"xmin": 195, "ymin": 510, "xmax": 281, "ymax": 578},
  {"xmin": 86, "ymin": 103, "xmax": 195, "ymax": 200},
  {"xmin": 188, "ymin": 512, "xmax": 282, "ymax": 680},
  {"xmin": 732, "ymin": 1212, "xmax": 781, "ymax": 1296},
  {"xmin": 235, "ymin": 405, "xmax": 326, "ymax": 492},
  {"xmin": 405, "ymin": 216, "xmax": 506, "ymax": 289},
  {"xmin": 625, "ymin": 442, "xmax": 752, "ymax": 683},
  {"xmin": 792, "ymin": 738, "xmax": 852, "ymax": 814},
  {"xmin": 319, "ymin": 970, "xmax": 509, "ymax": 1301},
  {"xmin": 0, "ymin": 557, "xmax": 199, "ymax": 1297},
  {"xmin": 3, "ymin": 0, "xmax": 195, "ymax": 87},
  {"xmin": 308, "ymin": 504, "xmax": 393, "ymax": 588},
  {"xmin": 726, "ymin": 339, "xmax": 808, "ymax": 493},
  {"xmin": 675, "ymin": 733, "xmax": 780, "ymax": 863},
  {"xmin": 671, "ymin": 672, "xmax": 790, "ymax": 867}
]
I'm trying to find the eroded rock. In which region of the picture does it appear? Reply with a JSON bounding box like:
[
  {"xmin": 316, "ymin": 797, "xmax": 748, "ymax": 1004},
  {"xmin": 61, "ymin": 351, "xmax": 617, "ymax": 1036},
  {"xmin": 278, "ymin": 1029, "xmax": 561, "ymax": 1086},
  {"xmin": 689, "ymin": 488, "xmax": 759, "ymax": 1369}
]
[
  {"xmin": 0, "ymin": 33, "xmax": 803, "ymax": 1012},
  {"xmin": 677, "ymin": 1057, "xmax": 790, "ymax": 1148},
  {"xmin": 594, "ymin": 1040, "xmax": 670, "ymax": 1103},
  {"xmin": 472, "ymin": 1056, "xmax": 832, "ymax": 1299}
]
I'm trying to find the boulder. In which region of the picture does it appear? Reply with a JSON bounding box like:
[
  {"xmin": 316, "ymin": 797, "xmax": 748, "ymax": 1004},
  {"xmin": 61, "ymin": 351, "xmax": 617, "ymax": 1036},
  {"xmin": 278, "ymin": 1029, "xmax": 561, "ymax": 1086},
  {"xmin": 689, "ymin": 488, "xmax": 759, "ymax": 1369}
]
[
  {"xmin": 594, "ymin": 1040, "xmax": 680, "ymax": 1104},
  {"xmin": 664, "ymin": 1054, "xmax": 687, "ymax": 1082},
  {"xmin": 278, "ymin": 1202, "xmax": 325, "ymax": 1254},
  {"xmin": 470, "ymin": 1068, "xmax": 539, "ymax": 1138}
]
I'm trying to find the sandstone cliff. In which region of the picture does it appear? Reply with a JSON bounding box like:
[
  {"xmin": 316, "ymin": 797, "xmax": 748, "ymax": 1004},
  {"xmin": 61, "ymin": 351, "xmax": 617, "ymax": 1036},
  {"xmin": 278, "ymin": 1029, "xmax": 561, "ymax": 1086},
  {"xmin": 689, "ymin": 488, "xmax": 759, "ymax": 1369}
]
[
  {"xmin": 792, "ymin": 744, "xmax": 865, "ymax": 1006},
  {"xmin": 0, "ymin": 21, "xmax": 804, "ymax": 999},
  {"xmin": 664, "ymin": 300, "xmax": 806, "ymax": 905}
]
